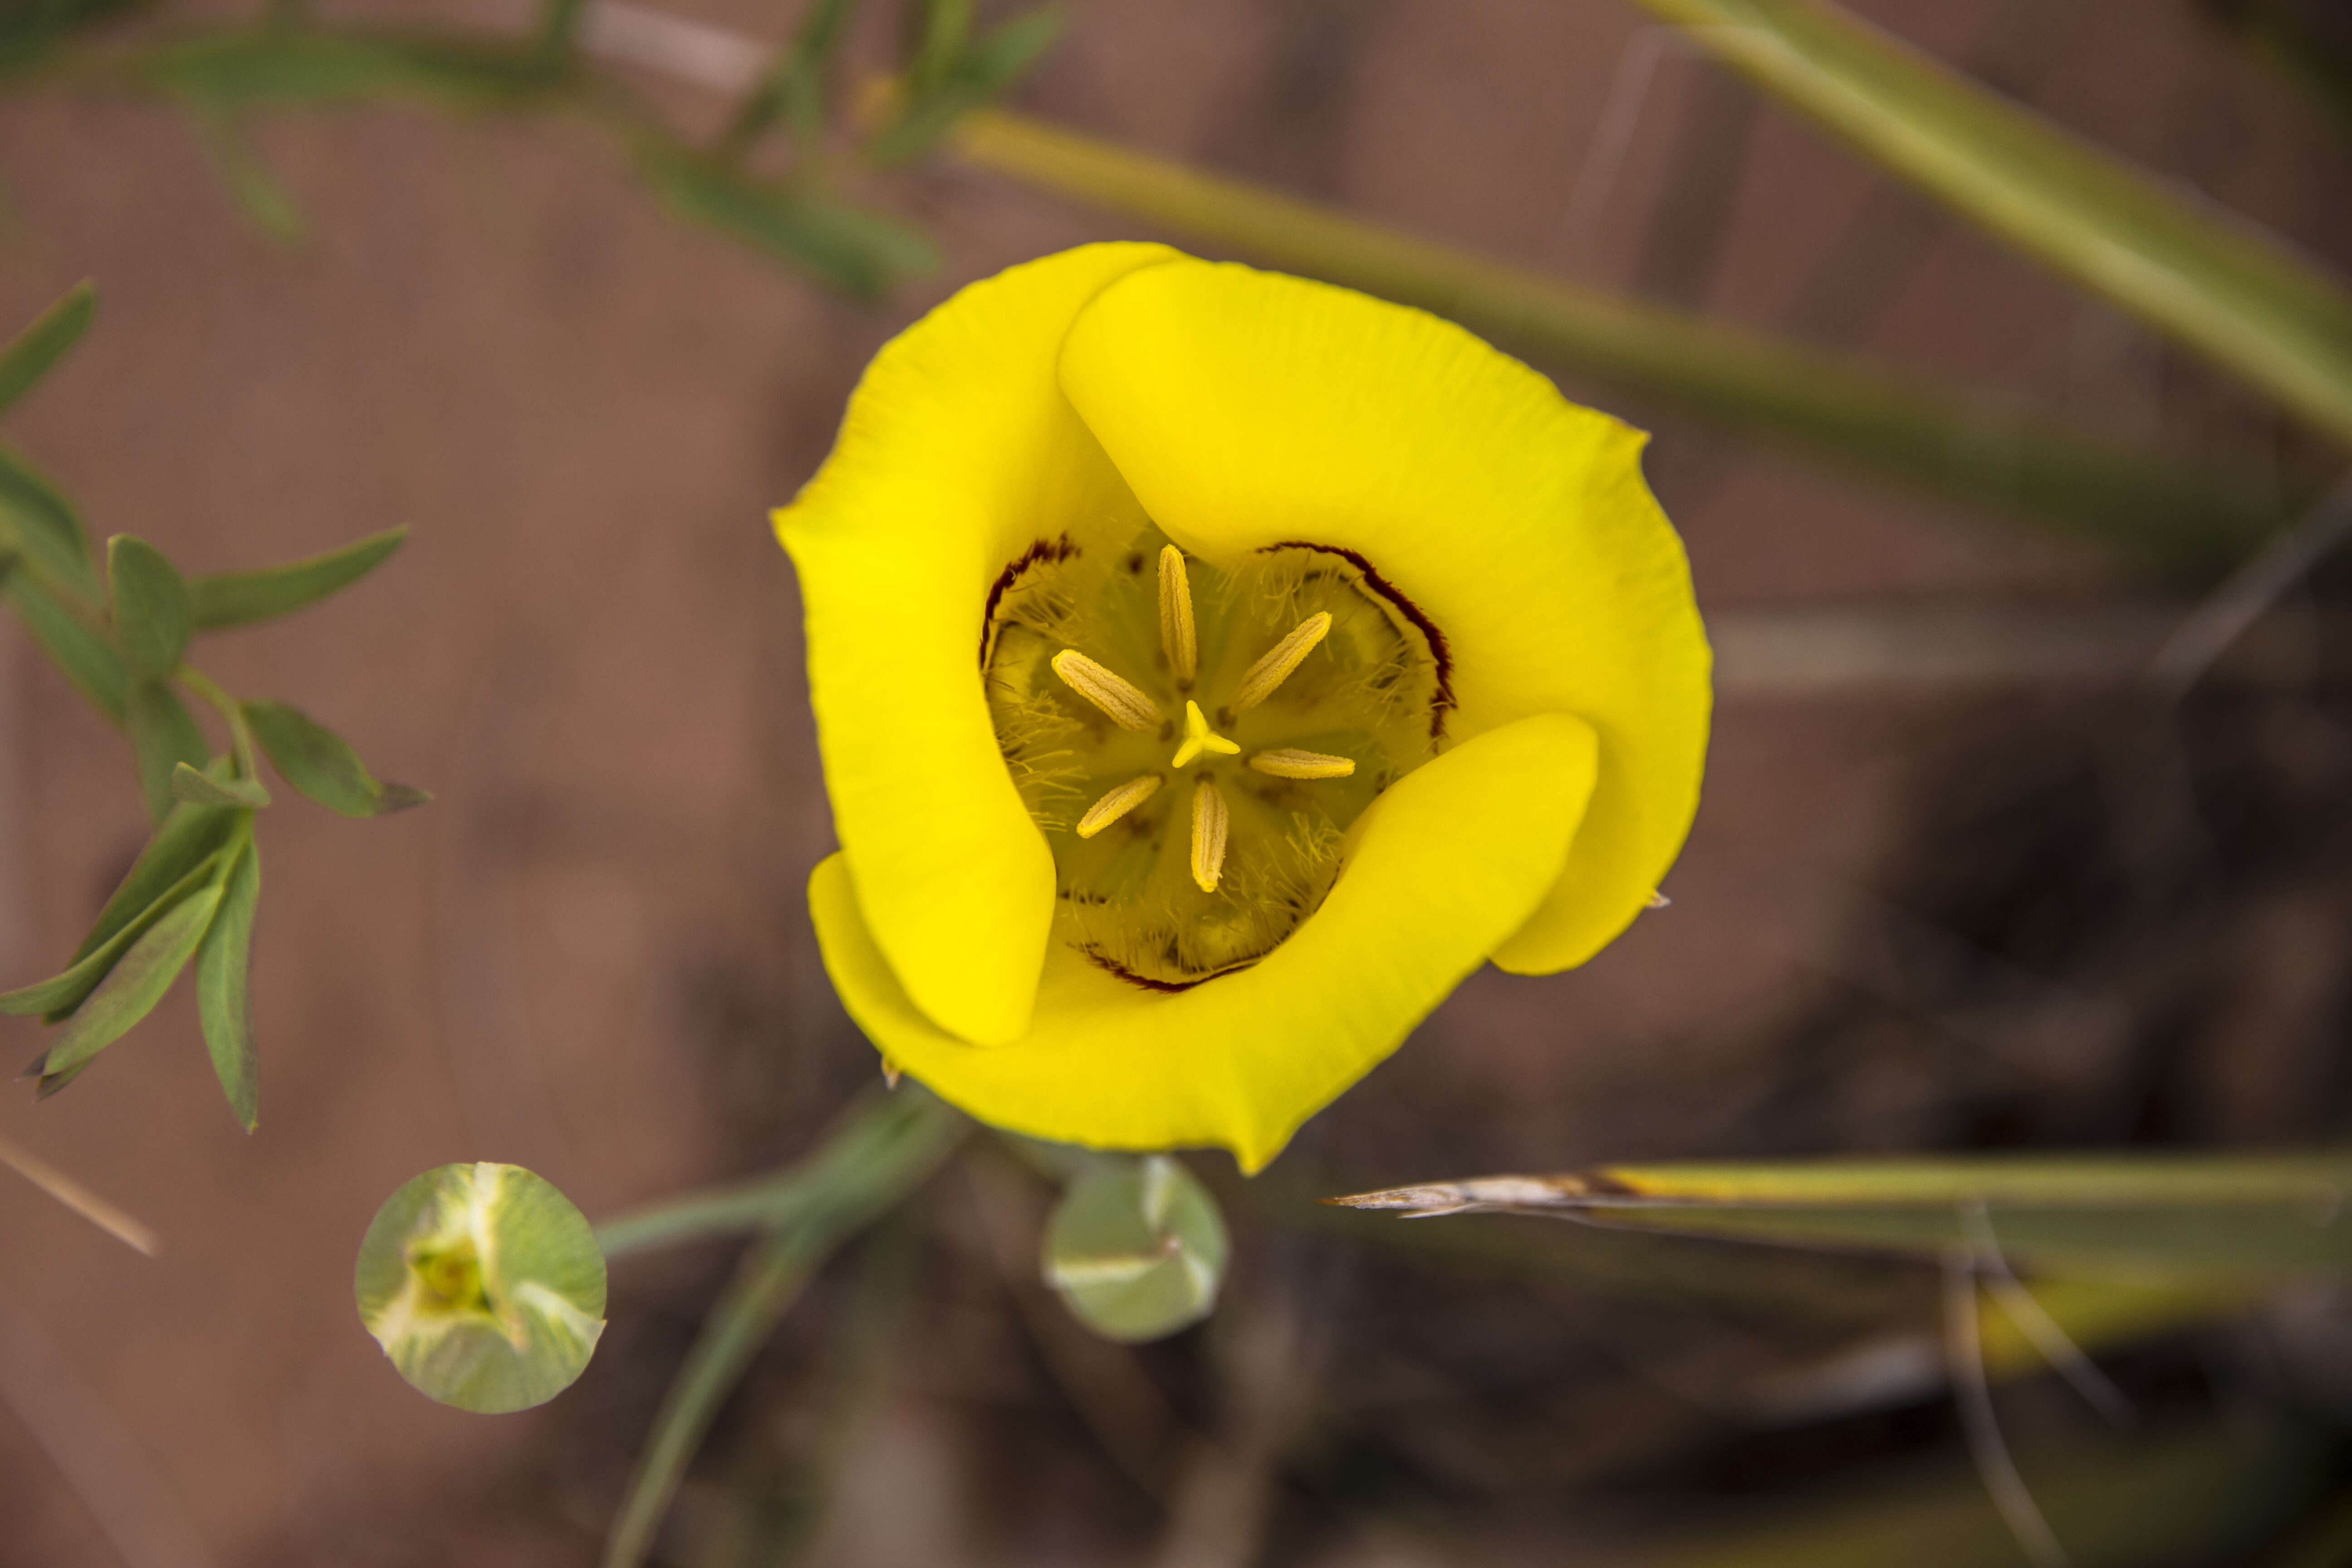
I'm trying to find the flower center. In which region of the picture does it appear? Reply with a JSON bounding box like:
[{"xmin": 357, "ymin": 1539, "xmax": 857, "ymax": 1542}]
[{"xmin": 983, "ymin": 526, "xmax": 1449, "ymax": 989}]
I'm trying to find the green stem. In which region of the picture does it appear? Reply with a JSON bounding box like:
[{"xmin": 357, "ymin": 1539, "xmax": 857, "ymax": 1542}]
[
  {"xmin": 175, "ymin": 665, "xmax": 258, "ymax": 780},
  {"xmin": 948, "ymin": 108, "xmax": 2287, "ymax": 578},
  {"xmin": 597, "ymin": 1088, "xmax": 968, "ymax": 1568}
]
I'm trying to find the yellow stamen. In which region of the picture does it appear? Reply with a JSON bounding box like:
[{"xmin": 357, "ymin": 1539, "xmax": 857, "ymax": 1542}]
[
  {"xmin": 1052, "ymin": 649, "xmax": 1161, "ymax": 731},
  {"xmin": 1171, "ymin": 699, "xmax": 1242, "ymax": 768},
  {"xmin": 1190, "ymin": 777, "xmax": 1229, "ymax": 892},
  {"xmin": 1076, "ymin": 774, "xmax": 1162, "ymax": 838},
  {"xmin": 1247, "ymin": 748, "xmax": 1357, "ymax": 780},
  {"xmin": 1157, "ymin": 545, "xmax": 1197, "ymax": 683},
  {"xmin": 1229, "ymin": 611, "xmax": 1333, "ymax": 714}
]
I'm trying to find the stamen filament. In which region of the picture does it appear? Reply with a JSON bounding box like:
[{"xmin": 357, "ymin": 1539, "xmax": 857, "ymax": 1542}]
[
  {"xmin": 1230, "ymin": 611, "xmax": 1333, "ymax": 714},
  {"xmin": 1171, "ymin": 699, "xmax": 1242, "ymax": 768},
  {"xmin": 1190, "ymin": 778, "xmax": 1229, "ymax": 892},
  {"xmin": 1076, "ymin": 774, "xmax": 1162, "ymax": 838},
  {"xmin": 1052, "ymin": 649, "xmax": 1162, "ymax": 731},
  {"xmin": 1157, "ymin": 545, "xmax": 1198, "ymax": 683},
  {"xmin": 1248, "ymin": 748, "xmax": 1357, "ymax": 780}
]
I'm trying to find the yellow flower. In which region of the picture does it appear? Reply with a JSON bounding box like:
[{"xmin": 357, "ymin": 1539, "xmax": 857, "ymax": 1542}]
[{"xmin": 776, "ymin": 243, "xmax": 1710, "ymax": 1171}]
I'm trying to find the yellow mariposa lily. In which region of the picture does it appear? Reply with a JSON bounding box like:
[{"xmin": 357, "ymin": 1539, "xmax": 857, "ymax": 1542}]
[{"xmin": 777, "ymin": 243, "xmax": 1710, "ymax": 1171}]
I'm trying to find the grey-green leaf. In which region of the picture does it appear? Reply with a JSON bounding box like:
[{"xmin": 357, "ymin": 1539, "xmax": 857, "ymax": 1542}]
[
  {"xmin": 0, "ymin": 849, "xmax": 224, "ymax": 1020},
  {"xmin": 171, "ymin": 762, "xmax": 270, "ymax": 808},
  {"xmin": 33, "ymin": 882, "xmax": 224, "ymax": 1090},
  {"xmin": 1044, "ymin": 1154, "xmax": 1228, "ymax": 1343},
  {"xmin": 187, "ymin": 524, "xmax": 407, "ymax": 631},
  {"xmin": 632, "ymin": 139, "xmax": 938, "ymax": 300},
  {"xmin": 126, "ymin": 681, "xmax": 211, "ymax": 824},
  {"xmin": 0, "ymin": 280, "xmax": 95, "ymax": 415},
  {"xmin": 69, "ymin": 802, "xmax": 241, "ymax": 967},
  {"xmin": 243, "ymin": 698, "xmax": 427, "ymax": 817},
  {"xmin": 0, "ymin": 442, "xmax": 97, "ymax": 594},
  {"xmin": 355, "ymin": 1162, "xmax": 606, "ymax": 1414},
  {"xmin": 196, "ymin": 835, "xmax": 260, "ymax": 1131},
  {"xmin": 108, "ymin": 535, "xmax": 193, "ymax": 681},
  {"xmin": 0, "ymin": 566, "xmax": 125, "ymax": 723}
]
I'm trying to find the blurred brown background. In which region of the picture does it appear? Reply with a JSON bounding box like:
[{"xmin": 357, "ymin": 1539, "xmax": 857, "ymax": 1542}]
[{"xmin": 2, "ymin": 1, "xmax": 2349, "ymax": 1563}]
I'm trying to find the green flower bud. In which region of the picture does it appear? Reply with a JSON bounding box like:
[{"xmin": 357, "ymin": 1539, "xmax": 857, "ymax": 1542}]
[
  {"xmin": 1042, "ymin": 1154, "xmax": 1228, "ymax": 1343},
  {"xmin": 354, "ymin": 1162, "xmax": 606, "ymax": 1414}
]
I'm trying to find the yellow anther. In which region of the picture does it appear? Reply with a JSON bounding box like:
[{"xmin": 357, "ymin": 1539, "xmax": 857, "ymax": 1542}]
[
  {"xmin": 1051, "ymin": 649, "xmax": 1161, "ymax": 731},
  {"xmin": 1230, "ymin": 611, "xmax": 1333, "ymax": 714},
  {"xmin": 1248, "ymin": 748, "xmax": 1357, "ymax": 780},
  {"xmin": 1190, "ymin": 777, "xmax": 1229, "ymax": 892},
  {"xmin": 1171, "ymin": 700, "xmax": 1241, "ymax": 769},
  {"xmin": 1157, "ymin": 545, "xmax": 1198, "ymax": 683},
  {"xmin": 1075, "ymin": 774, "xmax": 1162, "ymax": 838}
]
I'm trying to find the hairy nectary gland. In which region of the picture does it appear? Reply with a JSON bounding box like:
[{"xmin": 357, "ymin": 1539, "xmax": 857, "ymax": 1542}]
[{"xmin": 984, "ymin": 526, "xmax": 1448, "ymax": 989}]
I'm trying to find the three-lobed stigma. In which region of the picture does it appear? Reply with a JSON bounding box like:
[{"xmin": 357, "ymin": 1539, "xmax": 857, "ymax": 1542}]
[{"xmin": 985, "ymin": 527, "xmax": 1447, "ymax": 987}]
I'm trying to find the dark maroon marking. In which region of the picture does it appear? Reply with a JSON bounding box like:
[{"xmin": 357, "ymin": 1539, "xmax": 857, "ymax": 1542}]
[
  {"xmin": 1259, "ymin": 541, "xmax": 1455, "ymax": 740},
  {"xmin": 978, "ymin": 534, "xmax": 1080, "ymax": 665},
  {"xmin": 1078, "ymin": 945, "xmax": 1255, "ymax": 994}
]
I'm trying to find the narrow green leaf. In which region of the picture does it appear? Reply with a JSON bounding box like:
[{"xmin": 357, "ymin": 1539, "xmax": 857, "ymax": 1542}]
[
  {"xmin": 0, "ymin": 849, "xmax": 224, "ymax": 1019},
  {"xmin": 906, "ymin": 0, "xmax": 971, "ymax": 99},
  {"xmin": 1640, "ymin": 0, "xmax": 2352, "ymax": 447},
  {"xmin": 69, "ymin": 802, "xmax": 240, "ymax": 966},
  {"xmin": 195, "ymin": 834, "xmax": 259, "ymax": 1130},
  {"xmin": 33, "ymin": 882, "xmax": 224, "ymax": 1088},
  {"xmin": 187, "ymin": 108, "xmax": 307, "ymax": 243},
  {"xmin": 171, "ymin": 761, "xmax": 269, "ymax": 808},
  {"xmin": 126, "ymin": 681, "xmax": 211, "ymax": 824},
  {"xmin": 0, "ymin": 280, "xmax": 94, "ymax": 414},
  {"xmin": 243, "ymin": 698, "xmax": 426, "ymax": 817},
  {"xmin": 142, "ymin": 31, "xmax": 556, "ymax": 111},
  {"xmin": 632, "ymin": 139, "xmax": 938, "ymax": 300},
  {"xmin": 1651, "ymin": 1424, "xmax": 2310, "ymax": 1568},
  {"xmin": 0, "ymin": 441, "xmax": 96, "ymax": 594},
  {"xmin": 600, "ymin": 1091, "xmax": 967, "ymax": 1568},
  {"xmin": 1043, "ymin": 1153, "xmax": 1227, "ymax": 1342},
  {"xmin": 356, "ymin": 1162, "xmax": 605, "ymax": 1413},
  {"xmin": 187, "ymin": 524, "xmax": 407, "ymax": 631},
  {"xmin": 107, "ymin": 535, "xmax": 192, "ymax": 680},
  {"xmin": 869, "ymin": 6, "xmax": 1063, "ymax": 166},
  {"xmin": 0, "ymin": 566, "xmax": 125, "ymax": 723},
  {"xmin": 1330, "ymin": 1152, "xmax": 2352, "ymax": 1274},
  {"xmin": 718, "ymin": 0, "xmax": 860, "ymax": 152},
  {"xmin": 950, "ymin": 112, "xmax": 2285, "ymax": 577}
]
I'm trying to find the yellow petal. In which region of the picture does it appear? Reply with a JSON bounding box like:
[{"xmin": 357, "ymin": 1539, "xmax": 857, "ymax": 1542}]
[
  {"xmin": 774, "ymin": 242, "xmax": 1181, "ymax": 1044},
  {"xmin": 1058, "ymin": 260, "xmax": 1710, "ymax": 975},
  {"xmin": 809, "ymin": 713, "xmax": 1600, "ymax": 1171}
]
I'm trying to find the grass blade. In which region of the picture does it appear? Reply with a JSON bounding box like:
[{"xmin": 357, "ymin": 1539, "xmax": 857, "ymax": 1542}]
[
  {"xmin": 949, "ymin": 110, "xmax": 2285, "ymax": 576},
  {"xmin": 194, "ymin": 833, "xmax": 259, "ymax": 1131},
  {"xmin": 1640, "ymin": 0, "xmax": 2352, "ymax": 446},
  {"xmin": 599, "ymin": 1090, "xmax": 966, "ymax": 1568},
  {"xmin": 0, "ymin": 280, "xmax": 94, "ymax": 415},
  {"xmin": 1329, "ymin": 1153, "xmax": 2352, "ymax": 1274},
  {"xmin": 187, "ymin": 524, "xmax": 407, "ymax": 631}
]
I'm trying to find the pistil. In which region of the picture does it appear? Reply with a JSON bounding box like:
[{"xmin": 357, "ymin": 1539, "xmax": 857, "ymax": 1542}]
[{"xmin": 1171, "ymin": 699, "xmax": 1240, "ymax": 769}]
